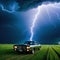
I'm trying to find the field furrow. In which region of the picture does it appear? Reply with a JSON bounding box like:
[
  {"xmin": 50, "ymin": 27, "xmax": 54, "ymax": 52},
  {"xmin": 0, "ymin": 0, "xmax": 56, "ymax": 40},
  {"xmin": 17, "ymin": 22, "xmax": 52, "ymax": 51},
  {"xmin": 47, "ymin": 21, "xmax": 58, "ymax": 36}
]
[{"xmin": 0, "ymin": 44, "xmax": 60, "ymax": 60}]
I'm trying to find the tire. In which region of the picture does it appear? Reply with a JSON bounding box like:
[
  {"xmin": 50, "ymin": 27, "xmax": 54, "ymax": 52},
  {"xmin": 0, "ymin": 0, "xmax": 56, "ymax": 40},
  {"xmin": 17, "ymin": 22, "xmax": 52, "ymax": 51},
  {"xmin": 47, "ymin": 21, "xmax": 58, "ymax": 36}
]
[{"xmin": 31, "ymin": 49, "xmax": 35, "ymax": 54}]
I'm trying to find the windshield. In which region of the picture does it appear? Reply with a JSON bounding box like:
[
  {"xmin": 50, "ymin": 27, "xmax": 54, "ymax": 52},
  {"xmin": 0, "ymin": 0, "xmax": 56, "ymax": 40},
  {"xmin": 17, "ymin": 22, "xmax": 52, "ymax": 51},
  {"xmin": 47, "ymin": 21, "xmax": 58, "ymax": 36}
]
[{"xmin": 24, "ymin": 41, "xmax": 37, "ymax": 45}]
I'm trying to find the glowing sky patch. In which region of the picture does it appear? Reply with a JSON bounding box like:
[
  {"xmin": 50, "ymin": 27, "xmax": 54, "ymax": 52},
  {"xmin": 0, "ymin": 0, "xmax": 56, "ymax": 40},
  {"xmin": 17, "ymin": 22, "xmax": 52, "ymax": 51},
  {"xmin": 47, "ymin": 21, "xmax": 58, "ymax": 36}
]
[
  {"xmin": 0, "ymin": 2, "xmax": 19, "ymax": 13},
  {"xmin": 29, "ymin": 2, "xmax": 60, "ymax": 41},
  {"xmin": 0, "ymin": 4, "xmax": 14, "ymax": 13}
]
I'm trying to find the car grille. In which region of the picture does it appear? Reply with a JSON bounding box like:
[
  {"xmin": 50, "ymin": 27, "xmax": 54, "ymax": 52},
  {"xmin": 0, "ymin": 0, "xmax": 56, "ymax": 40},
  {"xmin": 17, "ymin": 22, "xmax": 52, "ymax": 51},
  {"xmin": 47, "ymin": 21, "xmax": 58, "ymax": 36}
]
[{"xmin": 17, "ymin": 46, "xmax": 26, "ymax": 50}]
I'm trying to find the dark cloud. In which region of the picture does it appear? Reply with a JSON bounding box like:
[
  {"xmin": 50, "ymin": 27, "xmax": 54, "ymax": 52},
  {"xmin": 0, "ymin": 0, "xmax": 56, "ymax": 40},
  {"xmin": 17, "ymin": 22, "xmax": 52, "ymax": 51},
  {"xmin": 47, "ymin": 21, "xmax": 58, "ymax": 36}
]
[
  {"xmin": 0, "ymin": 0, "xmax": 60, "ymax": 11},
  {"xmin": 0, "ymin": 11, "xmax": 17, "ymax": 25},
  {"xmin": 0, "ymin": 0, "xmax": 15, "ymax": 4},
  {"xmin": 16, "ymin": 0, "xmax": 60, "ymax": 11},
  {"xmin": 0, "ymin": 11, "xmax": 24, "ymax": 44},
  {"xmin": 0, "ymin": 10, "xmax": 29, "ymax": 44},
  {"xmin": 37, "ymin": 25, "xmax": 60, "ymax": 44}
]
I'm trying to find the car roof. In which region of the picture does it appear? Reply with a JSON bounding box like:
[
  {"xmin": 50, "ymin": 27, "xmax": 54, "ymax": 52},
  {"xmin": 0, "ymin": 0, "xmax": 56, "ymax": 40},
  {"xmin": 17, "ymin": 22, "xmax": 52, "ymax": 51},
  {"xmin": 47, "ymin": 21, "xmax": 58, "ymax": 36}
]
[{"xmin": 25, "ymin": 41, "xmax": 36, "ymax": 42}]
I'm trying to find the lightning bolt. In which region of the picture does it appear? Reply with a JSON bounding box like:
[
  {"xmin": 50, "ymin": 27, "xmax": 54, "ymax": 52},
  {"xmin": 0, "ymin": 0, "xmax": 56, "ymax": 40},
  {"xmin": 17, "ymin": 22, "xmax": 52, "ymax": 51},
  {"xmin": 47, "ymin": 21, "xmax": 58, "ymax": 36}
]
[{"xmin": 30, "ymin": 6, "xmax": 41, "ymax": 41}]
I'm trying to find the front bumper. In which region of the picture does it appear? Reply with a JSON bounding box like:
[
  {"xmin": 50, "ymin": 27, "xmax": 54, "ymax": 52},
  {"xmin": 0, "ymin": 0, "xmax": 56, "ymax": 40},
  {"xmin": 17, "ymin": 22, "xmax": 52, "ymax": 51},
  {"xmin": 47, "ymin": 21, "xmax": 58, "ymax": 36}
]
[{"xmin": 13, "ymin": 48, "xmax": 32, "ymax": 53}]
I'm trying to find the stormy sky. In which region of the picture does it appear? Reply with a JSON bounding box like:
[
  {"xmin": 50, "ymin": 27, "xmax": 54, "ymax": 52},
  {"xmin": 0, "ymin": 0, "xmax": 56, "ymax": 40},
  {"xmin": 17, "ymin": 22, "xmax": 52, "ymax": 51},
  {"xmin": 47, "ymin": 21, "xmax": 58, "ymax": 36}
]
[{"xmin": 0, "ymin": 0, "xmax": 60, "ymax": 44}]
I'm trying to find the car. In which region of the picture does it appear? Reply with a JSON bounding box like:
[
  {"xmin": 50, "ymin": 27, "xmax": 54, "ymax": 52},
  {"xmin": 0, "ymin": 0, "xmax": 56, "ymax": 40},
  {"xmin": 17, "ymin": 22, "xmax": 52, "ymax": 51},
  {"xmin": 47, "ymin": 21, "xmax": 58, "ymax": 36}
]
[{"xmin": 13, "ymin": 41, "xmax": 41, "ymax": 54}]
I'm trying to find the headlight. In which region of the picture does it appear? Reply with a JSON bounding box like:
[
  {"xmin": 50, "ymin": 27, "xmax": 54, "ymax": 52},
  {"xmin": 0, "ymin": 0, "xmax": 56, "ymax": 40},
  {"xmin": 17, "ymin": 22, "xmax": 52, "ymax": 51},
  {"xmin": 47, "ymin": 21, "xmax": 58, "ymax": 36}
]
[
  {"xmin": 14, "ymin": 46, "xmax": 17, "ymax": 48},
  {"xmin": 27, "ymin": 46, "xmax": 30, "ymax": 49}
]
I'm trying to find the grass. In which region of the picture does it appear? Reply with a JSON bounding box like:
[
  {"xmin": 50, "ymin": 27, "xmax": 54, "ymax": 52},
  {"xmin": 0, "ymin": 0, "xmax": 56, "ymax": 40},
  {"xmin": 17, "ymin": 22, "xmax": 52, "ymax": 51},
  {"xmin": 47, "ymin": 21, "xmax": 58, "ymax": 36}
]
[{"xmin": 0, "ymin": 44, "xmax": 60, "ymax": 60}]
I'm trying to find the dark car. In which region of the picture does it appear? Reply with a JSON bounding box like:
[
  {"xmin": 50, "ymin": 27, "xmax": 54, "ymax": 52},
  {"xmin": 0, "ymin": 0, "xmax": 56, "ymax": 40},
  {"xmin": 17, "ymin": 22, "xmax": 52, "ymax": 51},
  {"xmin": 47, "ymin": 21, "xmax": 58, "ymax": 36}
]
[{"xmin": 13, "ymin": 41, "xmax": 41, "ymax": 54}]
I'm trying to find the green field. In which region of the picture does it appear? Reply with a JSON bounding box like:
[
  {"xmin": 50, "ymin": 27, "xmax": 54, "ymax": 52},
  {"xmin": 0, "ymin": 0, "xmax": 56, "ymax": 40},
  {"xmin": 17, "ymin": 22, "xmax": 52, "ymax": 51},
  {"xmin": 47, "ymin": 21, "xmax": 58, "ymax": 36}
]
[{"xmin": 0, "ymin": 44, "xmax": 60, "ymax": 60}]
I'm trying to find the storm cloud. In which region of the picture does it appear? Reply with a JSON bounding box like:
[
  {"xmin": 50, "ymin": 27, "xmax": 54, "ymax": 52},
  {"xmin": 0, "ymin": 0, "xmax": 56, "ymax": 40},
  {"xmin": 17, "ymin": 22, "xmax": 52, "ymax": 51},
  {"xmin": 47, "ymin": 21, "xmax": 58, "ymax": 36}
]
[
  {"xmin": 0, "ymin": 0, "xmax": 60, "ymax": 11},
  {"xmin": 0, "ymin": 11, "xmax": 25, "ymax": 44},
  {"xmin": 16, "ymin": 0, "xmax": 60, "ymax": 11},
  {"xmin": 0, "ymin": 0, "xmax": 60, "ymax": 44}
]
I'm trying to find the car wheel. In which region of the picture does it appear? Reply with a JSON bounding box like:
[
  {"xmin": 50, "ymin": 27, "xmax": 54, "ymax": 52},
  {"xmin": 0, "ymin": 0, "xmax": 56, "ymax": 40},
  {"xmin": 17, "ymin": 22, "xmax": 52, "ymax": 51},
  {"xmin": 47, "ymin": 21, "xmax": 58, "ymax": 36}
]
[{"xmin": 31, "ymin": 49, "xmax": 35, "ymax": 54}]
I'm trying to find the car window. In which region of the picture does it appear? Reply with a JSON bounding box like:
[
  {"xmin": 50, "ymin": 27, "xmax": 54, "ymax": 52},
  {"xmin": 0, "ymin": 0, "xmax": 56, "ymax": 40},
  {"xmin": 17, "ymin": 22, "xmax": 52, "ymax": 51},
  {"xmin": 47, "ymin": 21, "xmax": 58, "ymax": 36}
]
[{"xmin": 24, "ymin": 41, "xmax": 38, "ymax": 45}]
